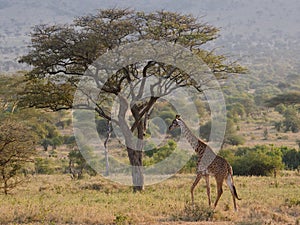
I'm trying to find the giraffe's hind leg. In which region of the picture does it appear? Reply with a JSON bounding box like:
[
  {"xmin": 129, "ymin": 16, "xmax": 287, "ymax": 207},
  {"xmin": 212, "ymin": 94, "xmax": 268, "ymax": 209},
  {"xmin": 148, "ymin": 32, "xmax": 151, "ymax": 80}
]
[
  {"xmin": 214, "ymin": 177, "xmax": 224, "ymax": 209},
  {"xmin": 226, "ymin": 174, "xmax": 238, "ymax": 211},
  {"xmin": 191, "ymin": 173, "xmax": 202, "ymax": 204}
]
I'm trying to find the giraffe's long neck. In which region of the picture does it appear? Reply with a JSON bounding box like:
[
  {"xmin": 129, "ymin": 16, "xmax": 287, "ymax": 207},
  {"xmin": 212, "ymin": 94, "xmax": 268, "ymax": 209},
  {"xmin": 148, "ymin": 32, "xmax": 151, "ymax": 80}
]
[{"xmin": 177, "ymin": 119, "xmax": 207, "ymax": 155}]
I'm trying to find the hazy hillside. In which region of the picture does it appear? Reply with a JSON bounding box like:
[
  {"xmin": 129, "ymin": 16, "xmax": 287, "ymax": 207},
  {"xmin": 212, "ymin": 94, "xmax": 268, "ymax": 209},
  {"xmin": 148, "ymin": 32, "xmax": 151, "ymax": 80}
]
[{"xmin": 0, "ymin": 0, "xmax": 299, "ymax": 76}]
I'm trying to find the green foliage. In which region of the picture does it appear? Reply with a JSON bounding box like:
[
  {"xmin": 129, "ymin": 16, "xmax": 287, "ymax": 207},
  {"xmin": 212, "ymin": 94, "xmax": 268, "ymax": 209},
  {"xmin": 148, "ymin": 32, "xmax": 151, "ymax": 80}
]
[
  {"xmin": 179, "ymin": 155, "xmax": 198, "ymax": 173},
  {"xmin": 265, "ymin": 91, "xmax": 300, "ymax": 107},
  {"xmin": 274, "ymin": 121, "xmax": 282, "ymax": 132},
  {"xmin": 35, "ymin": 158, "xmax": 60, "ymax": 175},
  {"xmin": 200, "ymin": 119, "xmax": 245, "ymax": 146},
  {"xmin": 226, "ymin": 94, "xmax": 256, "ymax": 116},
  {"xmin": 55, "ymin": 119, "xmax": 72, "ymax": 129},
  {"xmin": 39, "ymin": 123, "xmax": 64, "ymax": 151},
  {"xmin": 274, "ymin": 103, "xmax": 287, "ymax": 114},
  {"xmin": 0, "ymin": 74, "xmax": 25, "ymax": 114},
  {"xmin": 114, "ymin": 213, "xmax": 133, "ymax": 225},
  {"xmin": 18, "ymin": 78, "xmax": 75, "ymax": 111},
  {"xmin": 282, "ymin": 107, "xmax": 300, "ymax": 133},
  {"xmin": 150, "ymin": 101, "xmax": 179, "ymax": 137},
  {"xmin": 227, "ymin": 103, "xmax": 246, "ymax": 120},
  {"xmin": 285, "ymin": 198, "xmax": 300, "ymax": 207},
  {"xmin": 220, "ymin": 145, "xmax": 284, "ymax": 176},
  {"xmin": 19, "ymin": 8, "xmax": 245, "ymax": 113},
  {"xmin": 281, "ymin": 147, "xmax": 300, "ymax": 170},
  {"xmin": 63, "ymin": 135, "xmax": 76, "ymax": 145},
  {"xmin": 0, "ymin": 119, "xmax": 36, "ymax": 194},
  {"xmin": 68, "ymin": 147, "xmax": 97, "ymax": 179},
  {"xmin": 96, "ymin": 118, "xmax": 111, "ymax": 137},
  {"xmin": 271, "ymin": 104, "xmax": 300, "ymax": 133},
  {"xmin": 226, "ymin": 134, "xmax": 246, "ymax": 146},
  {"xmin": 143, "ymin": 140, "xmax": 189, "ymax": 174},
  {"xmin": 143, "ymin": 140, "xmax": 177, "ymax": 164}
]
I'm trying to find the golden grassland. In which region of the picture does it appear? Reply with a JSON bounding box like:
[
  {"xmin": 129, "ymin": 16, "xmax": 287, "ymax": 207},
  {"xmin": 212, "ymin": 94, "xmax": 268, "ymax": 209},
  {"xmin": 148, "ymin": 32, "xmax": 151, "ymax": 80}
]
[{"xmin": 0, "ymin": 172, "xmax": 299, "ymax": 225}]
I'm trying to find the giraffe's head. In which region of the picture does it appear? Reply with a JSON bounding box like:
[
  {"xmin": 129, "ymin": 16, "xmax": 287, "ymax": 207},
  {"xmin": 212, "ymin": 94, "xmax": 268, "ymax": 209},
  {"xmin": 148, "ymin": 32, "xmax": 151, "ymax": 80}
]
[{"xmin": 169, "ymin": 115, "xmax": 181, "ymax": 131}]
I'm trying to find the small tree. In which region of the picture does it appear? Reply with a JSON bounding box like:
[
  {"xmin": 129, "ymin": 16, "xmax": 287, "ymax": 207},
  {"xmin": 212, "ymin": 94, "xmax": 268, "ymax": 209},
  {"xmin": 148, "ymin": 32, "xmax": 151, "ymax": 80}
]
[
  {"xmin": 68, "ymin": 146, "xmax": 96, "ymax": 179},
  {"xmin": 263, "ymin": 128, "xmax": 269, "ymax": 140},
  {"xmin": 266, "ymin": 92, "xmax": 300, "ymax": 133},
  {"xmin": 281, "ymin": 147, "xmax": 300, "ymax": 170},
  {"xmin": 283, "ymin": 108, "xmax": 300, "ymax": 133},
  {"xmin": 0, "ymin": 120, "xmax": 36, "ymax": 194}
]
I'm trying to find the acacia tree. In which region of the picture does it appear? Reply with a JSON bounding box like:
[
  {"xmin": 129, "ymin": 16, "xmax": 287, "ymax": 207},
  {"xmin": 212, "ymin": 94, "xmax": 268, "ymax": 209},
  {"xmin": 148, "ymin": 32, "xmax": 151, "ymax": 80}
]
[
  {"xmin": 266, "ymin": 92, "xmax": 300, "ymax": 133},
  {"xmin": 19, "ymin": 9, "xmax": 245, "ymax": 191},
  {"xmin": 0, "ymin": 120, "xmax": 36, "ymax": 194}
]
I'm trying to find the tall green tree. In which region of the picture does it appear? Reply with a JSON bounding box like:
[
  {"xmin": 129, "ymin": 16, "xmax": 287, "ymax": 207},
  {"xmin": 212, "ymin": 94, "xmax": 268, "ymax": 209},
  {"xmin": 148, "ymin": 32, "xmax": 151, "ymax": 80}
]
[{"xmin": 19, "ymin": 9, "xmax": 245, "ymax": 191}]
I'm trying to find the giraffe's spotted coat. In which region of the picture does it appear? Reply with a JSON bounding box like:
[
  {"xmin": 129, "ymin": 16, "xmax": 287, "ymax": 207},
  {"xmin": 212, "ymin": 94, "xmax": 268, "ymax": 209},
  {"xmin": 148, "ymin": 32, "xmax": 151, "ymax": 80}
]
[{"xmin": 169, "ymin": 115, "xmax": 241, "ymax": 211}]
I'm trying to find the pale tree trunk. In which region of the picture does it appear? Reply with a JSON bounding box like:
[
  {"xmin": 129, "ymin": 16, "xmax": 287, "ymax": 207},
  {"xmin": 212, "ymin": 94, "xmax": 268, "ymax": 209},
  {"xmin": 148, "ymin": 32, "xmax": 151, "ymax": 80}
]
[
  {"xmin": 117, "ymin": 93, "xmax": 156, "ymax": 192},
  {"xmin": 117, "ymin": 95, "xmax": 144, "ymax": 191},
  {"xmin": 104, "ymin": 120, "xmax": 111, "ymax": 177}
]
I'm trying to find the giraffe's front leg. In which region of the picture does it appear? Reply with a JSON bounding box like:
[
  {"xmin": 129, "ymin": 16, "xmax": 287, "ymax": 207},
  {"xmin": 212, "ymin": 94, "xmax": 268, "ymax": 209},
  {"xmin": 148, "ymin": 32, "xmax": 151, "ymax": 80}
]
[
  {"xmin": 205, "ymin": 175, "xmax": 211, "ymax": 207},
  {"xmin": 191, "ymin": 174, "xmax": 202, "ymax": 205}
]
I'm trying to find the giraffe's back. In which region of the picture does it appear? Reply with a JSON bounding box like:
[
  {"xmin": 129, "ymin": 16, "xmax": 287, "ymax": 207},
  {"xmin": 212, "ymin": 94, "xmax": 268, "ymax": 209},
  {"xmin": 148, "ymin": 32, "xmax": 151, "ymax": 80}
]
[
  {"xmin": 197, "ymin": 155, "xmax": 231, "ymax": 178},
  {"xmin": 208, "ymin": 155, "xmax": 230, "ymax": 177}
]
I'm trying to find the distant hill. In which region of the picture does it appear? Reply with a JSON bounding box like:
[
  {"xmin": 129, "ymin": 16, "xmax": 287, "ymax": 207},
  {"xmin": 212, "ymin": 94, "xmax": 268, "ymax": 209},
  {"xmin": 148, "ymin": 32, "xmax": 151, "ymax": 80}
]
[{"xmin": 0, "ymin": 0, "xmax": 299, "ymax": 76}]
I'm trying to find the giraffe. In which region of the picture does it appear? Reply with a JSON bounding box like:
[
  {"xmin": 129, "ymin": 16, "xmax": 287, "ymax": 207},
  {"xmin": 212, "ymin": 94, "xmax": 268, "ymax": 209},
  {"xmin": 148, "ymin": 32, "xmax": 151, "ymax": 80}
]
[{"xmin": 169, "ymin": 115, "xmax": 241, "ymax": 211}]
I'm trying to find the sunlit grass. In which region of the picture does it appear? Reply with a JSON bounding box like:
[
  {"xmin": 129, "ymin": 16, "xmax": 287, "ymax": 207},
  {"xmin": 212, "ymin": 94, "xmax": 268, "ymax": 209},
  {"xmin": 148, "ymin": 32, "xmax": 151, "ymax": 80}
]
[{"xmin": 0, "ymin": 173, "xmax": 299, "ymax": 224}]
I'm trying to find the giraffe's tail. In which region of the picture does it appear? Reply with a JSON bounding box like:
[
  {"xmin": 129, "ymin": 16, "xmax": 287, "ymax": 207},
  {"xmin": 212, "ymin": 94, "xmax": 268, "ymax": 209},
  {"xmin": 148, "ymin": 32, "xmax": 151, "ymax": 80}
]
[{"xmin": 227, "ymin": 166, "xmax": 241, "ymax": 200}]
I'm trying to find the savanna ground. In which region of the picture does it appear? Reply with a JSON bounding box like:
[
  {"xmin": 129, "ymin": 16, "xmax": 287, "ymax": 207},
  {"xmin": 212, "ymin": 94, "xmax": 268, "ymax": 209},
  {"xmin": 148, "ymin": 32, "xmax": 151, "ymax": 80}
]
[{"xmin": 1, "ymin": 172, "xmax": 299, "ymax": 225}]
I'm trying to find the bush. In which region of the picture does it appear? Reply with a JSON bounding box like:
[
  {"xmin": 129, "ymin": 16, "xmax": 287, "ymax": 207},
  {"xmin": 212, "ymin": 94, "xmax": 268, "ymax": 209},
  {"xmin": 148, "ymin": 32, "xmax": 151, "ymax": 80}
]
[
  {"xmin": 200, "ymin": 119, "xmax": 245, "ymax": 146},
  {"xmin": 143, "ymin": 140, "xmax": 190, "ymax": 174},
  {"xmin": 114, "ymin": 213, "xmax": 133, "ymax": 225},
  {"xmin": 221, "ymin": 145, "xmax": 284, "ymax": 176},
  {"xmin": 226, "ymin": 134, "xmax": 246, "ymax": 146},
  {"xmin": 35, "ymin": 158, "xmax": 58, "ymax": 174},
  {"xmin": 143, "ymin": 140, "xmax": 177, "ymax": 163},
  {"xmin": 283, "ymin": 108, "xmax": 300, "ymax": 133},
  {"xmin": 285, "ymin": 198, "xmax": 300, "ymax": 207},
  {"xmin": 172, "ymin": 202, "xmax": 214, "ymax": 222},
  {"xmin": 281, "ymin": 147, "xmax": 300, "ymax": 170},
  {"xmin": 180, "ymin": 155, "xmax": 198, "ymax": 173}
]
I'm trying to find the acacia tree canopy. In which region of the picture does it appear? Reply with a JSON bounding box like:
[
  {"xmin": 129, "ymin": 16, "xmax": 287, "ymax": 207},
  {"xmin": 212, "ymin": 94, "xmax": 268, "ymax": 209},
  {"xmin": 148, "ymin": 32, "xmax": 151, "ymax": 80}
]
[
  {"xmin": 265, "ymin": 91, "xmax": 300, "ymax": 108},
  {"xmin": 19, "ymin": 9, "xmax": 246, "ymax": 191}
]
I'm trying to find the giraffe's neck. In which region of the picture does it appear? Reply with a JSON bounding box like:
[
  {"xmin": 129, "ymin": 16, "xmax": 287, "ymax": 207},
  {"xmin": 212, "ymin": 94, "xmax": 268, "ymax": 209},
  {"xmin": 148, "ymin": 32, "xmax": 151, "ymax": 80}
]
[{"xmin": 177, "ymin": 119, "xmax": 207, "ymax": 155}]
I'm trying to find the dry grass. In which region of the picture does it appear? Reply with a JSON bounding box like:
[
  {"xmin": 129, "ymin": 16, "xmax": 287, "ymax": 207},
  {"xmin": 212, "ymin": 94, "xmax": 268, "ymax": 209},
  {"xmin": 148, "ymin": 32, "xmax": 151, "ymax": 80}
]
[
  {"xmin": 238, "ymin": 111, "xmax": 299, "ymax": 149},
  {"xmin": 0, "ymin": 173, "xmax": 299, "ymax": 225}
]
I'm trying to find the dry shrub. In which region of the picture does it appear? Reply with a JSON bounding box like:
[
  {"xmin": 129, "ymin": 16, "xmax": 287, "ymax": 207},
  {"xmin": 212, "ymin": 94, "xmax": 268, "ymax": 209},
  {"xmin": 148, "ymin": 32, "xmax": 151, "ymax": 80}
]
[
  {"xmin": 171, "ymin": 202, "xmax": 214, "ymax": 222},
  {"xmin": 285, "ymin": 198, "xmax": 300, "ymax": 207}
]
